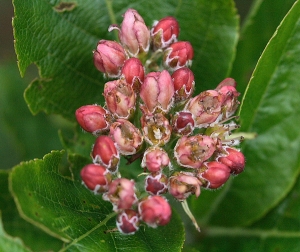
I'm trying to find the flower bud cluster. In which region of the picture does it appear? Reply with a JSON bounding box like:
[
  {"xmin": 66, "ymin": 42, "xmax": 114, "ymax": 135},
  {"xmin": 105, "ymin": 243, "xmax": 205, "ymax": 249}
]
[{"xmin": 76, "ymin": 9, "xmax": 245, "ymax": 235}]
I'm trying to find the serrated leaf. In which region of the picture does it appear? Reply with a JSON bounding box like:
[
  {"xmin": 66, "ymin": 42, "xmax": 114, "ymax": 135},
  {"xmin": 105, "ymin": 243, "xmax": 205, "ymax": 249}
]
[
  {"xmin": 10, "ymin": 151, "xmax": 185, "ymax": 251},
  {"xmin": 13, "ymin": 0, "xmax": 238, "ymax": 121},
  {"xmin": 0, "ymin": 170, "xmax": 63, "ymax": 251},
  {"xmin": 191, "ymin": 0, "xmax": 300, "ymax": 227}
]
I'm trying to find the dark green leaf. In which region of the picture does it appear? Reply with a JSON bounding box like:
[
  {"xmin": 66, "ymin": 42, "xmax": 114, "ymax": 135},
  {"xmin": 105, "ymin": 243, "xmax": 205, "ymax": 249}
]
[
  {"xmin": 13, "ymin": 0, "xmax": 238, "ymax": 121},
  {"xmin": 191, "ymin": 0, "xmax": 300, "ymax": 227},
  {"xmin": 10, "ymin": 151, "xmax": 185, "ymax": 251}
]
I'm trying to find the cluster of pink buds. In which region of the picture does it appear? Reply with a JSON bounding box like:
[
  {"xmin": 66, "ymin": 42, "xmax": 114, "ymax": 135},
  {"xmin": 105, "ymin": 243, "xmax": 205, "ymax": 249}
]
[{"xmin": 76, "ymin": 9, "xmax": 245, "ymax": 234}]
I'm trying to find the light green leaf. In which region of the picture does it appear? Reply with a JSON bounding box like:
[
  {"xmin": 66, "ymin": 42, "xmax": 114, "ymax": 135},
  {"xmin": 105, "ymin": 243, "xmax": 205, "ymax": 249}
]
[
  {"xmin": 10, "ymin": 151, "xmax": 185, "ymax": 251},
  {"xmin": 191, "ymin": 0, "xmax": 300, "ymax": 226},
  {"xmin": 13, "ymin": 0, "xmax": 238, "ymax": 121}
]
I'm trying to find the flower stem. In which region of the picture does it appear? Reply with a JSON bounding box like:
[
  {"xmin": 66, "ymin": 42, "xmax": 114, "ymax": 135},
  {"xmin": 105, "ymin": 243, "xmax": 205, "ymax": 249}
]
[{"xmin": 181, "ymin": 200, "xmax": 200, "ymax": 232}]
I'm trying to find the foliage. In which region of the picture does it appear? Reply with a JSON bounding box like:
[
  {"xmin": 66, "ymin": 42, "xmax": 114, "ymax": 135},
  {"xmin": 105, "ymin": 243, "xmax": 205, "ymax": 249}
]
[{"xmin": 1, "ymin": 0, "xmax": 300, "ymax": 251}]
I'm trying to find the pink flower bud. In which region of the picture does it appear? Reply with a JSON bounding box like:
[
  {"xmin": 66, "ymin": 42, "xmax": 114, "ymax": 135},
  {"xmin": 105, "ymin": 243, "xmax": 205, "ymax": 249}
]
[
  {"xmin": 217, "ymin": 147, "xmax": 245, "ymax": 175},
  {"xmin": 75, "ymin": 105, "xmax": 110, "ymax": 135},
  {"xmin": 185, "ymin": 90, "xmax": 223, "ymax": 127},
  {"xmin": 145, "ymin": 172, "xmax": 168, "ymax": 195},
  {"xmin": 171, "ymin": 67, "xmax": 195, "ymax": 101},
  {"xmin": 93, "ymin": 40, "xmax": 126, "ymax": 78},
  {"xmin": 103, "ymin": 79, "xmax": 136, "ymax": 119},
  {"xmin": 138, "ymin": 195, "xmax": 171, "ymax": 227},
  {"xmin": 141, "ymin": 147, "xmax": 170, "ymax": 173},
  {"xmin": 110, "ymin": 9, "xmax": 150, "ymax": 57},
  {"xmin": 116, "ymin": 209, "xmax": 139, "ymax": 234},
  {"xmin": 140, "ymin": 70, "xmax": 174, "ymax": 113},
  {"xmin": 109, "ymin": 119, "xmax": 143, "ymax": 155},
  {"xmin": 218, "ymin": 84, "xmax": 240, "ymax": 118},
  {"xmin": 92, "ymin": 136, "xmax": 120, "ymax": 173},
  {"xmin": 174, "ymin": 135, "xmax": 216, "ymax": 168},
  {"xmin": 171, "ymin": 111, "xmax": 195, "ymax": 136},
  {"xmin": 103, "ymin": 178, "xmax": 137, "ymax": 211},
  {"xmin": 215, "ymin": 78, "xmax": 236, "ymax": 91},
  {"xmin": 141, "ymin": 112, "xmax": 172, "ymax": 146},
  {"xmin": 151, "ymin": 16, "xmax": 179, "ymax": 50},
  {"xmin": 121, "ymin": 58, "xmax": 144, "ymax": 92},
  {"xmin": 164, "ymin": 41, "xmax": 194, "ymax": 70},
  {"xmin": 199, "ymin": 161, "xmax": 231, "ymax": 189},
  {"xmin": 80, "ymin": 164, "xmax": 112, "ymax": 194},
  {"xmin": 169, "ymin": 172, "xmax": 202, "ymax": 200}
]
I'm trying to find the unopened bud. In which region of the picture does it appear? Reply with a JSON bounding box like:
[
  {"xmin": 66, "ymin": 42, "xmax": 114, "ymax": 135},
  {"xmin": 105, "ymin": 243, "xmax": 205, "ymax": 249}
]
[
  {"xmin": 103, "ymin": 178, "xmax": 137, "ymax": 211},
  {"xmin": 199, "ymin": 161, "xmax": 231, "ymax": 189},
  {"xmin": 169, "ymin": 172, "xmax": 202, "ymax": 200},
  {"xmin": 172, "ymin": 67, "xmax": 195, "ymax": 101},
  {"xmin": 151, "ymin": 16, "xmax": 179, "ymax": 50},
  {"xmin": 110, "ymin": 9, "xmax": 150, "ymax": 57},
  {"xmin": 171, "ymin": 111, "xmax": 195, "ymax": 136},
  {"xmin": 92, "ymin": 135, "xmax": 119, "ymax": 173},
  {"xmin": 138, "ymin": 195, "xmax": 171, "ymax": 228},
  {"xmin": 215, "ymin": 78, "xmax": 237, "ymax": 91},
  {"xmin": 80, "ymin": 164, "xmax": 111, "ymax": 194},
  {"xmin": 217, "ymin": 147, "xmax": 245, "ymax": 175},
  {"xmin": 174, "ymin": 135, "xmax": 216, "ymax": 168},
  {"xmin": 116, "ymin": 209, "xmax": 139, "ymax": 234},
  {"xmin": 103, "ymin": 79, "xmax": 136, "ymax": 119},
  {"xmin": 75, "ymin": 105, "xmax": 110, "ymax": 135},
  {"xmin": 93, "ymin": 40, "xmax": 126, "ymax": 78},
  {"xmin": 121, "ymin": 58, "xmax": 144, "ymax": 92},
  {"xmin": 140, "ymin": 70, "xmax": 174, "ymax": 113},
  {"xmin": 145, "ymin": 172, "xmax": 168, "ymax": 195},
  {"xmin": 164, "ymin": 41, "xmax": 194, "ymax": 70},
  {"xmin": 141, "ymin": 147, "xmax": 170, "ymax": 173}
]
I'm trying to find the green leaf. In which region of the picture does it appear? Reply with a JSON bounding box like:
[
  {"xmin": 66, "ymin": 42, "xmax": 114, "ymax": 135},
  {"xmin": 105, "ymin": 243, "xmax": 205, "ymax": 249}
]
[
  {"xmin": 10, "ymin": 151, "xmax": 185, "ymax": 251},
  {"xmin": 184, "ymin": 175, "xmax": 300, "ymax": 252},
  {"xmin": 0, "ymin": 214, "xmax": 31, "ymax": 252},
  {"xmin": 0, "ymin": 170, "xmax": 63, "ymax": 251},
  {"xmin": 13, "ymin": 0, "xmax": 238, "ymax": 121},
  {"xmin": 191, "ymin": 0, "xmax": 300, "ymax": 226},
  {"xmin": 231, "ymin": 0, "xmax": 296, "ymax": 93}
]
